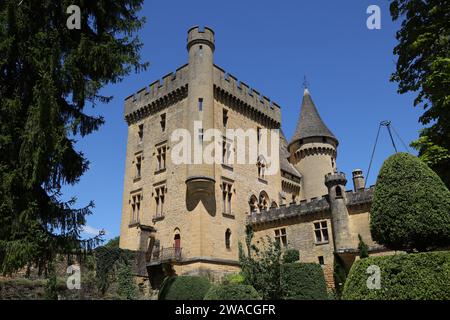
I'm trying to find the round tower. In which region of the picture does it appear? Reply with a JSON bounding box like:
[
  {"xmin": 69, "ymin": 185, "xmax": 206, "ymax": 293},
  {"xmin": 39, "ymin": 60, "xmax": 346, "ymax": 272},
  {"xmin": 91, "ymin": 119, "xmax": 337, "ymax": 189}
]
[
  {"xmin": 289, "ymin": 88, "xmax": 338, "ymax": 200},
  {"xmin": 325, "ymin": 171, "xmax": 352, "ymax": 251},
  {"xmin": 185, "ymin": 26, "xmax": 216, "ymax": 206}
]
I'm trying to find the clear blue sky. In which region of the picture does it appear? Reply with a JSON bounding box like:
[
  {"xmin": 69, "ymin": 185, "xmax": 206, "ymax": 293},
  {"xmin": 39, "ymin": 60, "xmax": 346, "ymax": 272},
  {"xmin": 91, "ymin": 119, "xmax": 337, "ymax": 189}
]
[{"xmin": 63, "ymin": 0, "xmax": 423, "ymax": 241}]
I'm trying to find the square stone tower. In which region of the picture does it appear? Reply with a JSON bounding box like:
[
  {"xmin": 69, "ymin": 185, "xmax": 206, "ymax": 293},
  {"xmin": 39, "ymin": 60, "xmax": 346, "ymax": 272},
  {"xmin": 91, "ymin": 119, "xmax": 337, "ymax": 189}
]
[{"xmin": 119, "ymin": 26, "xmax": 283, "ymax": 282}]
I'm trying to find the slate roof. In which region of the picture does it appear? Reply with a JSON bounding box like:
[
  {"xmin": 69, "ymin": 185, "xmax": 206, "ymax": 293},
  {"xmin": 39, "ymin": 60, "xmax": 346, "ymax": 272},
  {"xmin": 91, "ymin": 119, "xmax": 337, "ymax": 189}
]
[
  {"xmin": 290, "ymin": 89, "xmax": 337, "ymax": 145},
  {"xmin": 280, "ymin": 131, "xmax": 302, "ymax": 178}
]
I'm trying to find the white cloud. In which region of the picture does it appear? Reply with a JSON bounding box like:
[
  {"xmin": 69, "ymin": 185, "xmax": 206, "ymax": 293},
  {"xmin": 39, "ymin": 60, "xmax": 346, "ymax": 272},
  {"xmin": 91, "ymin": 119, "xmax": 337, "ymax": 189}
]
[{"xmin": 82, "ymin": 225, "xmax": 107, "ymax": 237}]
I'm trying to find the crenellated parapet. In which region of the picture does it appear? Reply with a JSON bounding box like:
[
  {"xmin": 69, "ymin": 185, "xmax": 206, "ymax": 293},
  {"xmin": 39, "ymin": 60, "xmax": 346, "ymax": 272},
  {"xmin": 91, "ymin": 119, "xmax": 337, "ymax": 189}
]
[
  {"xmin": 325, "ymin": 171, "xmax": 347, "ymax": 188},
  {"xmin": 247, "ymin": 186, "xmax": 374, "ymax": 227},
  {"xmin": 213, "ymin": 65, "xmax": 281, "ymax": 127},
  {"xmin": 345, "ymin": 186, "xmax": 374, "ymax": 207},
  {"xmin": 124, "ymin": 64, "xmax": 189, "ymax": 124},
  {"xmin": 247, "ymin": 196, "xmax": 330, "ymax": 227}
]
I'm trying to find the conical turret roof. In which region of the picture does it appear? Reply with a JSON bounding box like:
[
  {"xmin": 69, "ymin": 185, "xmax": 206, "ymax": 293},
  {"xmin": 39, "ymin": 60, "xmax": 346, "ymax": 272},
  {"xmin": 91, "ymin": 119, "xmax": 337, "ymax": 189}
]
[{"xmin": 290, "ymin": 88, "xmax": 337, "ymax": 145}]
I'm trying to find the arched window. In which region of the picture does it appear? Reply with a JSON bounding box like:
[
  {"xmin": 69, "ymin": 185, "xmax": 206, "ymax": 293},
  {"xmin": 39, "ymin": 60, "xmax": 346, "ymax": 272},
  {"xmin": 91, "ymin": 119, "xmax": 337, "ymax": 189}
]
[
  {"xmin": 335, "ymin": 186, "xmax": 342, "ymax": 198},
  {"xmin": 225, "ymin": 229, "xmax": 231, "ymax": 249},
  {"xmin": 270, "ymin": 201, "xmax": 278, "ymax": 209},
  {"xmin": 249, "ymin": 195, "xmax": 258, "ymax": 213},
  {"xmin": 259, "ymin": 191, "xmax": 270, "ymax": 211},
  {"xmin": 174, "ymin": 228, "xmax": 181, "ymax": 256}
]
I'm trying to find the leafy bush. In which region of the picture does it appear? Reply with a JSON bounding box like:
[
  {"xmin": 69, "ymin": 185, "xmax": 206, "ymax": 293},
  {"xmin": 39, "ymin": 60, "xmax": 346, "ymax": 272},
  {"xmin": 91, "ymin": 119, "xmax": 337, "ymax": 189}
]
[
  {"xmin": 342, "ymin": 251, "xmax": 450, "ymax": 300},
  {"xmin": 370, "ymin": 152, "xmax": 450, "ymax": 251},
  {"xmin": 222, "ymin": 273, "xmax": 245, "ymax": 285},
  {"xmin": 117, "ymin": 262, "xmax": 138, "ymax": 300},
  {"xmin": 159, "ymin": 276, "xmax": 211, "ymax": 300},
  {"xmin": 358, "ymin": 235, "xmax": 369, "ymax": 258},
  {"xmin": 281, "ymin": 263, "xmax": 328, "ymax": 300},
  {"xmin": 239, "ymin": 235, "xmax": 283, "ymax": 300},
  {"xmin": 204, "ymin": 283, "xmax": 261, "ymax": 300},
  {"xmin": 282, "ymin": 249, "xmax": 300, "ymax": 263}
]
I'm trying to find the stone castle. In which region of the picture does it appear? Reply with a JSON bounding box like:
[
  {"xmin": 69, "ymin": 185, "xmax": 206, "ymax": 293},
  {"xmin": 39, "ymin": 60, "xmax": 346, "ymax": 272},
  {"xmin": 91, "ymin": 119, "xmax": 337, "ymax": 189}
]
[{"xmin": 119, "ymin": 26, "xmax": 386, "ymax": 288}]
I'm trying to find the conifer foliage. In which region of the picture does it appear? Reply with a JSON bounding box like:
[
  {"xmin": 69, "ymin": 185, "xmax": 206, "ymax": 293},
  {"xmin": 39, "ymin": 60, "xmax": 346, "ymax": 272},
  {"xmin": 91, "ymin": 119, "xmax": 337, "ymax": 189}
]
[{"xmin": 0, "ymin": 1, "xmax": 147, "ymax": 274}]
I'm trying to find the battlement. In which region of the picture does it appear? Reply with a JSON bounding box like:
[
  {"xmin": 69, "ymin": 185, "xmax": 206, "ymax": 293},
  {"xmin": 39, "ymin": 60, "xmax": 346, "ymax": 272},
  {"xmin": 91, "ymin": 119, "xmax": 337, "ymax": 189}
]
[
  {"xmin": 187, "ymin": 26, "xmax": 215, "ymax": 51},
  {"xmin": 325, "ymin": 171, "xmax": 347, "ymax": 187},
  {"xmin": 247, "ymin": 187, "xmax": 374, "ymax": 226},
  {"xmin": 213, "ymin": 65, "xmax": 281, "ymax": 125},
  {"xmin": 247, "ymin": 196, "xmax": 330, "ymax": 226},
  {"xmin": 124, "ymin": 64, "xmax": 189, "ymax": 121},
  {"xmin": 345, "ymin": 186, "xmax": 374, "ymax": 207}
]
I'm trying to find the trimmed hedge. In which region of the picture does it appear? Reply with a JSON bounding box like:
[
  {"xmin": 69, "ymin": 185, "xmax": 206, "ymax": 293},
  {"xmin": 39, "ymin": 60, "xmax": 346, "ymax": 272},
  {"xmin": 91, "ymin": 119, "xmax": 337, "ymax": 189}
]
[
  {"xmin": 370, "ymin": 152, "xmax": 450, "ymax": 251},
  {"xmin": 281, "ymin": 263, "xmax": 328, "ymax": 300},
  {"xmin": 204, "ymin": 283, "xmax": 261, "ymax": 300},
  {"xmin": 159, "ymin": 276, "xmax": 211, "ymax": 300},
  {"xmin": 342, "ymin": 251, "xmax": 450, "ymax": 300}
]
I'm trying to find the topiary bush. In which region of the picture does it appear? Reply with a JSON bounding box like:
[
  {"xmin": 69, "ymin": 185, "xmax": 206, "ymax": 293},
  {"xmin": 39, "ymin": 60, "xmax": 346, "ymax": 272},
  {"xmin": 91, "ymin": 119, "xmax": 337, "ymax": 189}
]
[
  {"xmin": 342, "ymin": 251, "xmax": 450, "ymax": 300},
  {"xmin": 370, "ymin": 152, "xmax": 450, "ymax": 251},
  {"xmin": 281, "ymin": 263, "xmax": 328, "ymax": 300},
  {"xmin": 159, "ymin": 276, "xmax": 211, "ymax": 300},
  {"xmin": 282, "ymin": 249, "xmax": 300, "ymax": 264},
  {"xmin": 204, "ymin": 283, "xmax": 261, "ymax": 300}
]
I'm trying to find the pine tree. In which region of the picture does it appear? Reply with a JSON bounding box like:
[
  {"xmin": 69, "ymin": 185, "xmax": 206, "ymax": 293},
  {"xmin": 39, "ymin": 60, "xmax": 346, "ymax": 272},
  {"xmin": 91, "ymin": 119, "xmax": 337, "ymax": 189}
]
[{"xmin": 0, "ymin": 1, "xmax": 147, "ymax": 274}]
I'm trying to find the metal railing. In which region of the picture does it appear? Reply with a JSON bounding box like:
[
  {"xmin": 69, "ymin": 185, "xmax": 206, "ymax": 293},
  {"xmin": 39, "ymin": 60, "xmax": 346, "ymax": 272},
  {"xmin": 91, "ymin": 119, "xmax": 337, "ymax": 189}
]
[{"xmin": 148, "ymin": 247, "xmax": 182, "ymax": 264}]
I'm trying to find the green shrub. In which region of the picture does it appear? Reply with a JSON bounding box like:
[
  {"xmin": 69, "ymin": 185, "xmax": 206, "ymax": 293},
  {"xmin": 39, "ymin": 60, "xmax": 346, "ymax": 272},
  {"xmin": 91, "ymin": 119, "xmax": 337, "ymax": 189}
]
[
  {"xmin": 204, "ymin": 283, "xmax": 261, "ymax": 300},
  {"xmin": 282, "ymin": 249, "xmax": 300, "ymax": 263},
  {"xmin": 370, "ymin": 152, "xmax": 450, "ymax": 251},
  {"xmin": 222, "ymin": 273, "xmax": 245, "ymax": 285},
  {"xmin": 358, "ymin": 235, "xmax": 369, "ymax": 258},
  {"xmin": 159, "ymin": 276, "xmax": 211, "ymax": 300},
  {"xmin": 342, "ymin": 251, "xmax": 450, "ymax": 300},
  {"xmin": 117, "ymin": 262, "xmax": 138, "ymax": 300},
  {"xmin": 281, "ymin": 263, "xmax": 328, "ymax": 300}
]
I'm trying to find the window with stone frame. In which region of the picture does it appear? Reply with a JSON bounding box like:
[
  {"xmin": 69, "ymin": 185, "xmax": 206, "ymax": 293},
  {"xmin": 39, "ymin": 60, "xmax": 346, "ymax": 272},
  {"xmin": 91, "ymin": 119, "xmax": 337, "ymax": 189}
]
[
  {"xmin": 198, "ymin": 128, "xmax": 204, "ymax": 144},
  {"xmin": 154, "ymin": 185, "xmax": 166, "ymax": 218},
  {"xmin": 274, "ymin": 228, "xmax": 287, "ymax": 248},
  {"xmin": 257, "ymin": 156, "xmax": 266, "ymax": 180},
  {"xmin": 249, "ymin": 195, "xmax": 258, "ymax": 213},
  {"xmin": 314, "ymin": 221, "xmax": 329, "ymax": 244},
  {"xmin": 223, "ymin": 109, "xmax": 229, "ymax": 127},
  {"xmin": 160, "ymin": 113, "xmax": 166, "ymax": 132},
  {"xmin": 134, "ymin": 154, "xmax": 142, "ymax": 180},
  {"xmin": 222, "ymin": 181, "xmax": 233, "ymax": 215},
  {"xmin": 156, "ymin": 145, "xmax": 167, "ymax": 171},
  {"xmin": 137, "ymin": 124, "xmax": 144, "ymax": 144},
  {"xmin": 130, "ymin": 193, "xmax": 141, "ymax": 225},
  {"xmin": 222, "ymin": 138, "xmax": 232, "ymax": 165},
  {"xmin": 225, "ymin": 229, "xmax": 231, "ymax": 249}
]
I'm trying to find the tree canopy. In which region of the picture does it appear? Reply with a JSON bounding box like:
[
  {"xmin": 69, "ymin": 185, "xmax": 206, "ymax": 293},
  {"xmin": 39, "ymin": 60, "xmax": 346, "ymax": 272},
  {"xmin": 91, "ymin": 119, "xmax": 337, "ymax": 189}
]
[
  {"xmin": 390, "ymin": 0, "xmax": 450, "ymax": 188},
  {"xmin": 0, "ymin": 1, "xmax": 147, "ymax": 274}
]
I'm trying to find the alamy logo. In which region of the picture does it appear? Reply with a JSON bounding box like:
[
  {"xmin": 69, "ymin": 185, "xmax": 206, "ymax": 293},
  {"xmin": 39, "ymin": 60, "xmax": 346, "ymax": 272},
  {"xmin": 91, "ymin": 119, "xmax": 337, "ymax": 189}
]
[
  {"xmin": 67, "ymin": 5, "xmax": 81, "ymax": 30},
  {"xmin": 366, "ymin": 264, "xmax": 381, "ymax": 289},
  {"xmin": 366, "ymin": 5, "xmax": 381, "ymax": 30},
  {"xmin": 66, "ymin": 265, "xmax": 81, "ymax": 290},
  {"xmin": 171, "ymin": 122, "xmax": 280, "ymax": 175}
]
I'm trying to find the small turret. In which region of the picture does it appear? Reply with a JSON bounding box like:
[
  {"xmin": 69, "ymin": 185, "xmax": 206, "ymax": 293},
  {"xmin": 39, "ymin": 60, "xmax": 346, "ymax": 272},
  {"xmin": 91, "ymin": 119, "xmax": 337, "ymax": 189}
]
[{"xmin": 325, "ymin": 171, "xmax": 352, "ymax": 252}]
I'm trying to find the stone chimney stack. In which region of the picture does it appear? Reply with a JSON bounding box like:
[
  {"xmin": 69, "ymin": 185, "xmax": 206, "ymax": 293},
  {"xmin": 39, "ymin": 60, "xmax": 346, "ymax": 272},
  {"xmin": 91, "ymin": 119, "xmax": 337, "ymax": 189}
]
[{"xmin": 352, "ymin": 169, "xmax": 365, "ymax": 191}]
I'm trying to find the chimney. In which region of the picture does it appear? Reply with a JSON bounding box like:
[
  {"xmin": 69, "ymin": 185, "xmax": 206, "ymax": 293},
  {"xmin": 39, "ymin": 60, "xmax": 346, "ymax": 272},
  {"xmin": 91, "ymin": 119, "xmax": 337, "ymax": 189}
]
[{"xmin": 352, "ymin": 169, "xmax": 365, "ymax": 191}]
